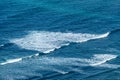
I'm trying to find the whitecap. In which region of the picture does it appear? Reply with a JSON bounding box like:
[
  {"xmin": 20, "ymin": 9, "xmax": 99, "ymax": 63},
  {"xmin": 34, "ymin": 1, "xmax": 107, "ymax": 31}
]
[
  {"xmin": 0, "ymin": 53, "xmax": 40, "ymax": 65},
  {"xmin": 0, "ymin": 44, "xmax": 4, "ymax": 47},
  {"xmin": 0, "ymin": 58, "xmax": 22, "ymax": 65},
  {"xmin": 87, "ymin": 54, "xmax": 117, "ymax": 66},
  {"xmin": 35, "ymin": 54, "xmax": 117, "ymax": 68},
  {"xmin": 31, "ymin": 54, "xmax": 117, "ymax": 67},
  {"xmin": 10, "ymin": 31, "xmax": 109, "ymax": 53},
  {"xmin": 0, "ymin": 53, "xmax": 117, "ymax": 69}
]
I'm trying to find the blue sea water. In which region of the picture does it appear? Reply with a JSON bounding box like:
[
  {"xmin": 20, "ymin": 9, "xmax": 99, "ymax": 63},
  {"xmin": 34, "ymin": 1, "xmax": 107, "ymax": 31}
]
[{"xmin": 0, "ymin": 0, "xmax": 120, "ymax": 80}]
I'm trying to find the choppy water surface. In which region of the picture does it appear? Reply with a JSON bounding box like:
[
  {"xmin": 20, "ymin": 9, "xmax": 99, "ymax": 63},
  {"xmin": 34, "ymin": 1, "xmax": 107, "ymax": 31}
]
[{"xmin": 0, "ymin": 0, "xmax": 120, "ymax": 80}]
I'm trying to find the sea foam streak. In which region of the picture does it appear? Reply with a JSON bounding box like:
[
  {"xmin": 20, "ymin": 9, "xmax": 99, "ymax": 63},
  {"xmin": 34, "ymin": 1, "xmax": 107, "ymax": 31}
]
[
  {"xmin": 0, "ymin": 53, "xmax": 39, "ymax": 65},
  {"xmin": 10, "ymin": 31, "xmax": 109, "ymax": 53},
  {"xmin": 0, "ymin": 58, "xmax": 22, "ymax": 65}
]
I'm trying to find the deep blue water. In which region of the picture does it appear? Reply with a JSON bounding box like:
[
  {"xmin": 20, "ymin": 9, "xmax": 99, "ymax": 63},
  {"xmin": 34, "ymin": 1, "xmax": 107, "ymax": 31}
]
[{"xmin": 0, "ymin": 0, "xmax": 120, "ymax": 80}]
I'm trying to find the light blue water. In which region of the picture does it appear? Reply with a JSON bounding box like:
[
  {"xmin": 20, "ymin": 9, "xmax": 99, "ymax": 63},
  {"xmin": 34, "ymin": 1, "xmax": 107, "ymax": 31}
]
[{"xmin": 0, "ymin": 0, "xmax": 120, "ymax": 80}]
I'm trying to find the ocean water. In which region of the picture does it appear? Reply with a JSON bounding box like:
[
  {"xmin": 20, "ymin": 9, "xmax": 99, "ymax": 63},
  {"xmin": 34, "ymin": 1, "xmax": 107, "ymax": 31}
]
[{"xmin": 0, "ymin": 0, "xmax": 120, "ymax": 80}]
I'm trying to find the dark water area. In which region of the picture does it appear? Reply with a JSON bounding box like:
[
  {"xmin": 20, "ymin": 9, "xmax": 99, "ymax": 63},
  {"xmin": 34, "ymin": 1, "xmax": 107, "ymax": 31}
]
[{"xmin": 0, "ymin": 0, "xmax": 120, "ymax": 80}]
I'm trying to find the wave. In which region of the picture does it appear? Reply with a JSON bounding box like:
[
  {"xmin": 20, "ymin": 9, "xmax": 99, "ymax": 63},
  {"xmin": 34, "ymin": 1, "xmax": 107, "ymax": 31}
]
[
  {"xmin": 10, "ymin": 31, "xmax": 109, "ymax": 53},
  {"xmin": 2, "ymin": 30, "xmax": 118, "ymax": 65},
  {"xmin": 38, "ymin": 54, "xmax": 117, "ymax": 69},
  {"xmin": 38, "ymin": 54, "xmax": 117, "ymax": 67},
  {"xmin": 0, "ymin": 53, "xmax": 117, "ymax": 68},
  {"xmin": 88, "ymin": 54, "xmax": 117, "ymax": 66},
  {"xmin": 0, "ymin": 53, "xmax": 39, "ymax": 65}
]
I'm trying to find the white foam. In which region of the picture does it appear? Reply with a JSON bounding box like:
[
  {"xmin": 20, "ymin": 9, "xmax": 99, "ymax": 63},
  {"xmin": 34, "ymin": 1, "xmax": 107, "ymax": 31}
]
[
  {"xmin": 10, "ymin": 31, "xmax": 109, "ymax": 53},
  {"xmin": 0, "ymin": 44, "xmax": 4, "ymax": 47},
  {"xmin": 0, "ymin": 53, "xmax": 40, "ymax": 65},
  {"xmin": 0, "ymin": 58, "xmax": 22, "ymax": 65},
  {"xmin": 0, "ymin": 53, "xmax": 117, "ymax": 68},
  {"xmin": 35, "ymin": 54, "xmax": 117, "ymax": 67},
  {"xmin": 34, "ymin": 53, "xmax": 39, "ymax": 56},
  {"xmin": 88, "ymin": 54, "xmax": 117, "ymax": 66}
]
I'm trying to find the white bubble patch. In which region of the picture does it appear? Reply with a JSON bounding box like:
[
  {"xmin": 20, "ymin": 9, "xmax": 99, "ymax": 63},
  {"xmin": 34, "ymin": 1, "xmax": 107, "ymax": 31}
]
[{"xmin": 10, "ymin": 31, "xmax": 109, "ymax": 53}]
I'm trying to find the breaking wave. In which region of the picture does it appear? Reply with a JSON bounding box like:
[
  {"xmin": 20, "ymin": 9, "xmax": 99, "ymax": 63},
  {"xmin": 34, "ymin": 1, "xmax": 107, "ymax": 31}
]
[
  {"xmin": 1, "ymin": 53, "xmax": 117, "ymax": 68},
  {"xmin": 2, "ymin": 30, "xmax": 119, "ymax": 66},
  {"xmin": 88, "ymin": 54, "xmax": 117, "ymax": 66},
  {"xmin": 10, "ymin": 31, "xmax": 109, "ymax": 53},
  {"xmin": 0, "ymin": 58, "xmax": 22, "ymax": 65},
  {"xmin": 0, "ymin": 53, "xmax": 39, "ymax": 65},
  {"xmin": 35, "ymin": 54, "xmax": 117, "ymax": 69}
]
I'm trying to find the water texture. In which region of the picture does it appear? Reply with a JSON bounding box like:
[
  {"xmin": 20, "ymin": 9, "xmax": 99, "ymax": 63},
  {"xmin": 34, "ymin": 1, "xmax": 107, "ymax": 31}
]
[{"xmin": 0, "ymin": 0, "xmax": 120, "ymax": 80}]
